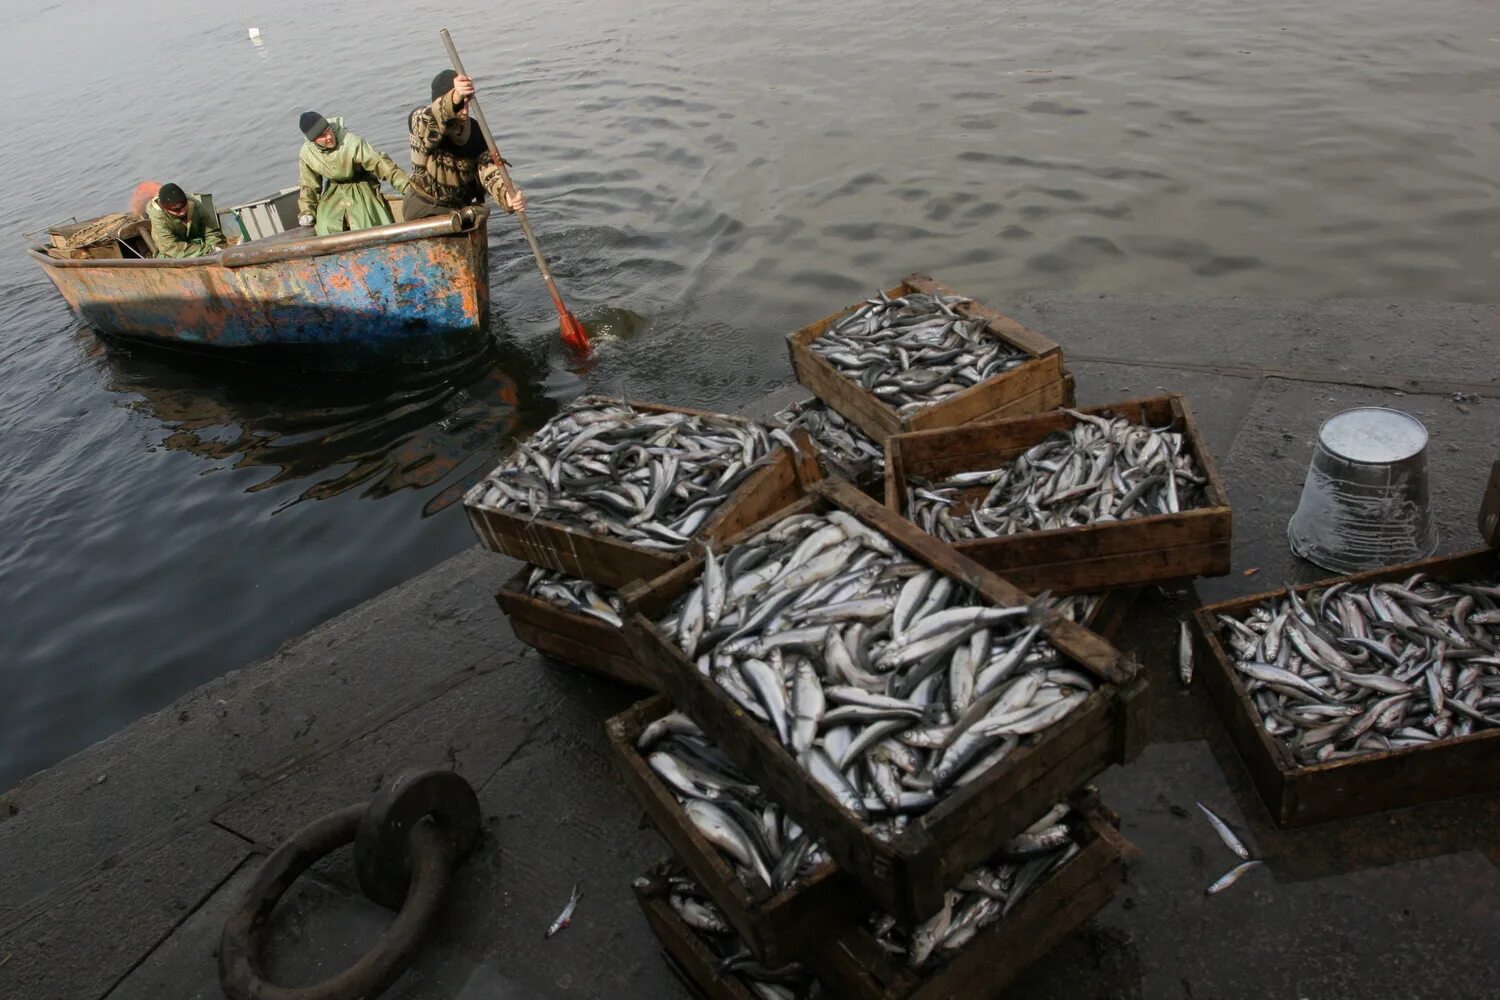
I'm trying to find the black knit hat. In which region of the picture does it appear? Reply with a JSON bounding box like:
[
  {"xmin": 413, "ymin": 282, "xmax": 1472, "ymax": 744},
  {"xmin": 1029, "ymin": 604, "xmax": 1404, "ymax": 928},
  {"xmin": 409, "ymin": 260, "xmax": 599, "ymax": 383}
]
[
  {"xmin": 431, "ymin": 69, "xmax": 458, "ymax": 100},
  {"xmin": 157, "ymin": 183, "xmax": 186, "ymax": 207},
  {"xmin": 299, "ymin": 111, "xmax": 329, "ymax": 140}
]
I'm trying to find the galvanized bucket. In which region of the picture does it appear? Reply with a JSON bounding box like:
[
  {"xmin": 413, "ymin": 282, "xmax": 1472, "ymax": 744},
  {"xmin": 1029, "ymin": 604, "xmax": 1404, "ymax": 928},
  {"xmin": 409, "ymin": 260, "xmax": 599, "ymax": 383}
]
[{"xmin": 1287, "ymin": 407, "xmax": 1438, "ymax": 573}]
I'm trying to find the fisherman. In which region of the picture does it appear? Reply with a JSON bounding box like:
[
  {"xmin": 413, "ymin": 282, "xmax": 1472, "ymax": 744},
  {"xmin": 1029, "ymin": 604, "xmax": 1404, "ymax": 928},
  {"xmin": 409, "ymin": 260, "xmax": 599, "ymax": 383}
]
[
  {"xmin": 147, "ymin": 183, "xmax": 225, "ymax": 258},
  {"xmin": 296, "ymin": 111, "xmax": 411, "ymax": 235},
  {"xmin": 403, "ymin": 70, "xmax": 527, "ymax": 221}
]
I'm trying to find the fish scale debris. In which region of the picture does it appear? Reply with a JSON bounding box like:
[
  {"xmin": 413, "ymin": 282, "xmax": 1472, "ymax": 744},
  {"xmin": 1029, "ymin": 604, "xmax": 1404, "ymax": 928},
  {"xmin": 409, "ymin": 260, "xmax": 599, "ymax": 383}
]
[
  {"xmin": 640, "ymin": 710, "xmax": 1085, "ymax": 974},
  {"xmin": 473, "ymin": 397, "xmax": 780, "ymax": 548},
  {"xmin": 658, "ymin": 509, "xmax": 1102, "ymax": 834},
  {"xmin": 1215, "ymin": 575, "xmax": 1500, "ymax": 766},
  {"xmin": 810, "ymin": 290, "xmax": 1029, "ymax": 415},
  {"xmin": 906, "ymin": 410, "xmax": 1210, "ymax": 539}
]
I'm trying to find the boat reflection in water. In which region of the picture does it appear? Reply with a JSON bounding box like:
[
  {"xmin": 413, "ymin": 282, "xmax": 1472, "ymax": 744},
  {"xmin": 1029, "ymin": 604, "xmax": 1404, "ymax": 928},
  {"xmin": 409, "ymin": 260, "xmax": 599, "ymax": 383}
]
[{"xmin": 90, "ymin": 330, "xmax": 561, "ymax": 517}]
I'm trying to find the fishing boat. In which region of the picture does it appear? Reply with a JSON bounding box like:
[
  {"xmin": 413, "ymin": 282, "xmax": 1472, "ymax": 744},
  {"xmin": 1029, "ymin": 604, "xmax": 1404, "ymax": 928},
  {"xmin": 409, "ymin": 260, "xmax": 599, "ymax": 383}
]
[{"xmin": 26, "ymin": 205, "xmax": 492, "ymax": 372}]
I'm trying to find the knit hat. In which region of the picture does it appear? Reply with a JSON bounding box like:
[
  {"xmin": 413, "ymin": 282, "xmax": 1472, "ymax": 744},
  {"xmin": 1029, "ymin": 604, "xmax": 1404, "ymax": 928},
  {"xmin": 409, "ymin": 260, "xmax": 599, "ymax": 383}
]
[
  {"xmin": 157, "ymin": 183, "xmax": 186, "ymax": 207},
  {"xmin": 431, "ymin": 69, "xmax": 458, "ymax": 101},
  {"xmin": 299, "ymin": 111, "xmax": 330, "ymax": 140}
]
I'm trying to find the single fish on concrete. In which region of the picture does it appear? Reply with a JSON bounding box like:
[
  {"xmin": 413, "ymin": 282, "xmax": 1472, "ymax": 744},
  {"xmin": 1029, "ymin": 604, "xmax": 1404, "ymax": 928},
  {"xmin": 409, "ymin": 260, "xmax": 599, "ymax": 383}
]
[
  {"xmin": 1205, "ymin": 859, "xmax": 1263, "ymax": 896},
  {"xmin": 1196, "ymin": 801, "xmax": 1251, "ymax": 860},
  {"xmin": 544, "ymin": 882, "xmax": 582, "ymax": 939}
]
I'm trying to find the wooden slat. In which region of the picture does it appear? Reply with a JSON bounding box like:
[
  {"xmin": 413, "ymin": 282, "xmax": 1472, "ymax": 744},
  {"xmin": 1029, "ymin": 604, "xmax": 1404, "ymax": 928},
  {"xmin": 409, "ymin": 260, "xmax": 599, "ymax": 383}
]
[
  {"xmin": 1194, "ymin": 548, "xmax": 1500, "ymax": 827},
  {"xmin": 621, "ymin": 482, "xmax": 1141, "ymax": 922},
  {"xmin": 1479, "ymin": 460, "xmax": 1500, "ymax": 547},
  {"xmin": 911, "ymin": 352, "xmax": 1067, "ymax": 432},
  {"xmin": 606, "ymin": 697, "xmax": 861, "ymax": 964}
]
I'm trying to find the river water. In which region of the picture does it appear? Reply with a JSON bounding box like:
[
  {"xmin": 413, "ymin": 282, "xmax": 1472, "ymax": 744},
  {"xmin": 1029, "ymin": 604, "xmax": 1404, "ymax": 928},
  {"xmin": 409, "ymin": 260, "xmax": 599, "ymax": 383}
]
[{"xmin": 0, "ymin": 0, "xmax": 1496, "ymax": 789}]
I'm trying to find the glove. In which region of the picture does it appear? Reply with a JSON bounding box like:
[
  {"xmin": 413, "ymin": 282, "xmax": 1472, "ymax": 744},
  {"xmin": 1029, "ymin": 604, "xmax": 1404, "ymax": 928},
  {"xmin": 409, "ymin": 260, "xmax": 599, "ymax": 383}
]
[{"xmin": 298, "ymin": 214, "xmax": 315, "ymax": 228}]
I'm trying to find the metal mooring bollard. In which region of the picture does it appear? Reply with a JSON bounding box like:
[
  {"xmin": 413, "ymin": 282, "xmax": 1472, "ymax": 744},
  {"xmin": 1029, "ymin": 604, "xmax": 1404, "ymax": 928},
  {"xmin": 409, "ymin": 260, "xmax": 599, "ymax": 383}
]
[{"xmin": 218, "ymin": 768, "xmax": 480, "ymax": 1000}]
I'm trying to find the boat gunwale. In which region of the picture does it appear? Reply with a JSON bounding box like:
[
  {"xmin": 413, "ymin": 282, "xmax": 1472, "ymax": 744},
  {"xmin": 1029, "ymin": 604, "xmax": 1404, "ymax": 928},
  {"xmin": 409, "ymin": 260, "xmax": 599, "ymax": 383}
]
[{"xmin": 25, "ymin": 206, "xmax": 491, "ymax": 271}]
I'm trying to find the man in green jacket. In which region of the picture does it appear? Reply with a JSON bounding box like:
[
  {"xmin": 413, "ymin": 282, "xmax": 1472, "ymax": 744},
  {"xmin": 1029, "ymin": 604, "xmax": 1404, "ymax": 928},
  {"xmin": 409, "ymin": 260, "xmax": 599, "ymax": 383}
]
[
  {"xmin": 147, "ymin": 183, "xmax": 226, "ymax": 258},
  {"xmin": 297, "ymin": 111, "xmax": 411, "ymax": 235}
]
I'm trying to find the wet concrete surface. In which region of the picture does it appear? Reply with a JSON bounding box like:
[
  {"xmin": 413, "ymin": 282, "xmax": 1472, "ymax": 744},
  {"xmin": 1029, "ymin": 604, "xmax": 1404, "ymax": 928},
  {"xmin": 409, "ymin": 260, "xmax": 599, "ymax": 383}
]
[{"xmin": 2, "ymin": 294, "xmax": 1498, "ymax": 999}]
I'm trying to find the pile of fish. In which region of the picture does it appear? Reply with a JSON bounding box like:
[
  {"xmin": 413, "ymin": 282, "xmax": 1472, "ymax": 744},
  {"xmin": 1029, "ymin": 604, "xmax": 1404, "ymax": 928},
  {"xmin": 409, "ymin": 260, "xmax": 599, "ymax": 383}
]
[
  {"xmin": 867, "ymin": 803, "xmax": 1081, "ymax": 969},
  {"xmin": 655, "ymin": 874, "xmax": 823, "ymax": 999},
  {"xmin": 809, "ymin": 291, "xmax": 1028, "ymax": 415},
  {"xmin": 658, "ymin": 509, "xmax": 1098, "ymax": 832},
  {"xmin": 638, "ymin": 709, "xmax": 832, "ymax": 893},
  {"xmin": 906, "ymin": 410, "xmax": 1210, "ymax": 540},
  {"xmin": 772, "ymin": 398, "xmax": 884, "ymax": 482},
  {"xmin": 1215, "ymin": 574, "xmax": 1500, "ymax": 765},
  {"xmin": 472, "ymin": 398, "xmax": 791, "ymax": 548},
  {"xmin": 524, "ymin": 567, "xmax": 624, "ymax": 628}
]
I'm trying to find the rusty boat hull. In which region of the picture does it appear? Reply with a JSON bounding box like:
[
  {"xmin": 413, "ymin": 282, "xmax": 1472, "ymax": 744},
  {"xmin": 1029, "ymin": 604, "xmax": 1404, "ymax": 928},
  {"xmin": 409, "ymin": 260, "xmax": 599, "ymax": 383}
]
[{"xmin": 27, "ymin": 208, "xmax": 492, "ymax": 372}]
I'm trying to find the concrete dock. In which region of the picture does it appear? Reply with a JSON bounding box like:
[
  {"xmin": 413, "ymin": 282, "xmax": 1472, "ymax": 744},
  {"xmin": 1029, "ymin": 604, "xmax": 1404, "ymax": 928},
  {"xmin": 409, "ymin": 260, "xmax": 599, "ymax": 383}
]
[{"xmin": 3, "ymin": 295, "xmax": 1498, "ymax": 999}]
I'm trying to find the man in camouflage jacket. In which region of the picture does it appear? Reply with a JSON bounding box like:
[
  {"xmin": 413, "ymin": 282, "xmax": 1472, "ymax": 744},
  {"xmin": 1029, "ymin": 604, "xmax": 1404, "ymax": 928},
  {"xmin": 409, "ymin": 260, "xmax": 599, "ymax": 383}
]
[{"xmin": 403, "ymin": 69, "xmax": 526, "ymax": 221}]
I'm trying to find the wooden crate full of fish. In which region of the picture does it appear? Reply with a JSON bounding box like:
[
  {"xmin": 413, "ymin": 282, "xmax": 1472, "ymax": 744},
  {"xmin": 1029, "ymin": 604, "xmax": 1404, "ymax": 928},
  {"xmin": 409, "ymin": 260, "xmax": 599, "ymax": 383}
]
[
  {"xmin": 785, "ymin": 273, "xmax": 1075, "ymax": 443},
  {"xmin": 803, "ymin": 794, "xmax": 1133, "ymax": 1000},
  {"xmin": 772, "ymin": 396, "xmax": 887, "ymax": 495},
  {"xmin": 608, "ymin": 695, "xmax": 863, "ymax": 965},
  {"xmin": 620, "ymin": 477, "xmax": 1148, "ymax": 923},
  {"xmin": 885, "ymin": 394, "xmax": 1232, "ymax": 594},
  {"xmin": 1191, "ymin": 548, "xmax": 1500, "ymax": 827},
  {"xmin": 464, "ymin": 397, "xmax": 821, "ymax": 589},
  {"xmin": 496, "ymin": 565, "xmax": 656, "ymax": 690},
  {"xmin": 633, "ymin": 865, "xmax": 827, "ymax": 1000},
  {"xmin": 631, "ymin": 796, "xmax": 1133, "ymax": 1000}
]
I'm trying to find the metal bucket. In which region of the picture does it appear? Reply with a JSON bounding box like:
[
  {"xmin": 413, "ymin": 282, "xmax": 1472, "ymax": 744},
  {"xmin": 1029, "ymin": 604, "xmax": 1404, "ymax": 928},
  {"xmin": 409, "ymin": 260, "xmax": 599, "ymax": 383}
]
[{"xmin": 1287, "ymin": 407, "xmax": 1438, "ymax": 573}]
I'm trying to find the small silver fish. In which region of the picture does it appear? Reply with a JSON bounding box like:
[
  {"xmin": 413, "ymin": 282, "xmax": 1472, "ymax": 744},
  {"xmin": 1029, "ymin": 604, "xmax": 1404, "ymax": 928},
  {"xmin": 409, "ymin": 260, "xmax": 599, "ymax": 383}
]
[
  {"xmin": 1196, "ymin": 801, "xmax": 1251, "ymax": 860},
  {"xmin": 544, "ymin": 882, "xmax": 582, "ymax": 939},
  {"xmin": 1205, "ymin": 859, "xmax": 1263, "ymax": 896},
  {"xmin": 1178, "ymin": 620, "xmax": 1194, "ymax": 688}
]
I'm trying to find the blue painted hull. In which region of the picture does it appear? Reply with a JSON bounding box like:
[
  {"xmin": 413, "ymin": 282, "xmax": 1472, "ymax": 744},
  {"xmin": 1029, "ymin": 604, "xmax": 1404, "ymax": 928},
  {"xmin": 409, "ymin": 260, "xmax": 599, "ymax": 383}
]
[{"xmin": 29, "ymin": 208, "xmax": 492, "ymax": 372}]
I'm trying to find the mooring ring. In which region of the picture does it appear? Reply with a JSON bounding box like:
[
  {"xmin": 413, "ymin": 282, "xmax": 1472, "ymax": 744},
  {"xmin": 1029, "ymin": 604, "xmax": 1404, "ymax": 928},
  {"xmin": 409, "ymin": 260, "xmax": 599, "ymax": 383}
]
[
  {"xmin": 355, "ymin": 767, "xmax": 480, "ymax": 910},
  {"xmin": 218, "ymin": 776, "xmax": 471, "ymax": 1000}
]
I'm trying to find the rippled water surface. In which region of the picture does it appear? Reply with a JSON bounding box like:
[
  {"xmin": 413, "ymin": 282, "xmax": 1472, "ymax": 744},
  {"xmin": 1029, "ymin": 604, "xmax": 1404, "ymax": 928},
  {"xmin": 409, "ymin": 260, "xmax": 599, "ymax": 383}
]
[{"xmin": 1, "ymin": 0, "xmax": 1496, "ymax": 788}]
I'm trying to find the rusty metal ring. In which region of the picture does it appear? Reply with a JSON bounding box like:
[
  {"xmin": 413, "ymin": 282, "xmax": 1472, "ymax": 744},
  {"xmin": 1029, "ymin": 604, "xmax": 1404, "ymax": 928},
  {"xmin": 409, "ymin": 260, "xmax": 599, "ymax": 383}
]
[
  {"xmin": 218, "ymin": 805, "xmax": 457, "ymax": 1000},
  {"xmin": 355, "ymin": 768, "xmax": 480, "ymax": 910}
]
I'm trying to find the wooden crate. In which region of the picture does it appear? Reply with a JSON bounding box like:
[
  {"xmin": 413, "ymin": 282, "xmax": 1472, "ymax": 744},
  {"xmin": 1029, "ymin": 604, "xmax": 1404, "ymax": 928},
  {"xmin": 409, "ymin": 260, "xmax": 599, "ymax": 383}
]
[
  {"xmin": 631, "ymin": 796, "xmax": 1133, "ymax": 1000},
  {"xmin": 621, "ymin": 478, "xmax": 1147, "ymax": 924},
  {"xmin": 884, "ymin": 394, "xmax": 1232, "ymax": 594},
  {"xmin": 804, "ymin": 796, "xmax": 1133, "ymax": 1000},
  {"xmin": 495, "ymin": 565, "xmax": 655, "ymax": 690},
  {"xmin": 1191, "ymin": 547, "xmax": 1500, "ymax": 828},
  {"xmin": 633, "ymin": 865, "xmax": 814, "ymax": 1000},
  {"xmin": 785, "ymin": 273, "xmax": 1075, "ymax": 443},
  {"xmin": 607, "ymin": 695, "xmax": 862, "ymax": 965},
  {"xmin": 464, "ymin": 401, "xmax": 821, "ymax": 589}
]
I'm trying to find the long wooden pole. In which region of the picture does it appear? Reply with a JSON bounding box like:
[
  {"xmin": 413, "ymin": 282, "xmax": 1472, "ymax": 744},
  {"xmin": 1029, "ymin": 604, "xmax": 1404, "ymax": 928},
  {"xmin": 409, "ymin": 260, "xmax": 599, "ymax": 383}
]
[{"xmin": 440, "ymin": 29, "xmax": 590, "ymax": 352}]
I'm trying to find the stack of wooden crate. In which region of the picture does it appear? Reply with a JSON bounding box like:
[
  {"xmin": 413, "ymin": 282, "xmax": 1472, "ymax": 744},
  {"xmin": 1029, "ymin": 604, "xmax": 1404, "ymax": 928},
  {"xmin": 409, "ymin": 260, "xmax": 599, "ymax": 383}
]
[{"xmin": 613, "ymin": 479, "xmax": 1147, "ymax": 998}]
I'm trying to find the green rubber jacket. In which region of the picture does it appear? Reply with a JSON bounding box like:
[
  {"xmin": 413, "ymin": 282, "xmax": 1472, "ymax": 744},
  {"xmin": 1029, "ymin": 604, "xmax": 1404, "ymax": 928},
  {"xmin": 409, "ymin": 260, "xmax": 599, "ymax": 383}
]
[
  {"xmin": 147, "ymin": 196, "xmax": 226, "ymax": 258},
  {"xmin": 298, "ymin": 119, "xmax": 410, "ymax": 236}
]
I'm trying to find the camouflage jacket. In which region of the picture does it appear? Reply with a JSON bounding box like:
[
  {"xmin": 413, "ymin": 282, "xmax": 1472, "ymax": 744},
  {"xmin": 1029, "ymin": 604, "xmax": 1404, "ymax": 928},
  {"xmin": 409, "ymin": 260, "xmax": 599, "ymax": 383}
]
[{"xmin": 407, "ymin": 92, "xmax": 515, "ymax": 211}]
